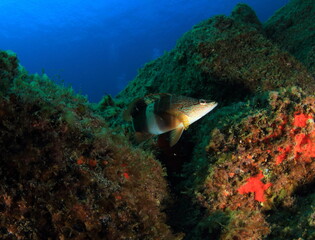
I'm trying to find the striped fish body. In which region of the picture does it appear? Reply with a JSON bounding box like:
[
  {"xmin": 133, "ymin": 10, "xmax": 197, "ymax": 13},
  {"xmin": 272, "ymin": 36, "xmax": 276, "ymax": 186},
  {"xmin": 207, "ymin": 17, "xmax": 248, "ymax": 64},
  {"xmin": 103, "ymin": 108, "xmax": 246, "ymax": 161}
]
[
  {"xmin": 132, "ymin": 95, "xmax": 181, "ymax": 134},
  {"xmin": 124, "ymin": 93, "xmax": 217, "ymax": 146}
]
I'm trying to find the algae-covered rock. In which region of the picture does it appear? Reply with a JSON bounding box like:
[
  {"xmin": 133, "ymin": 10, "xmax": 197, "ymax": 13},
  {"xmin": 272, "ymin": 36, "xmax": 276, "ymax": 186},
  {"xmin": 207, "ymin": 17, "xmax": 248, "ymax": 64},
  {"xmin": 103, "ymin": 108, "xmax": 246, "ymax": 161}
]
[
  {"xmin": 264, "ymin": 0, "xmax": 315, "ymax": 75},
  {"xmin": 117, "ymin": 3, "xmax": 314, "ymax": 106},
  {"xmin": 267, "ymin": 191, "xmax": 315, "ymax": 239},
  {"xmin": 0, "ymin": 51, "xmax": 181, "ymax": 240},
  {"xmin": 0, "ymin": 50, "xmax": 19, "ymax": 95},
  {"xmin": 1, "ymin": 0, "xmax": 314, "ymax": 239},
  {"xmin": 113, "ymin": 3, "xmax": 315, "ymax": 239},
  {"xmin": 189, "ymin": 87, "xmax": 315, "ymax": 239}
]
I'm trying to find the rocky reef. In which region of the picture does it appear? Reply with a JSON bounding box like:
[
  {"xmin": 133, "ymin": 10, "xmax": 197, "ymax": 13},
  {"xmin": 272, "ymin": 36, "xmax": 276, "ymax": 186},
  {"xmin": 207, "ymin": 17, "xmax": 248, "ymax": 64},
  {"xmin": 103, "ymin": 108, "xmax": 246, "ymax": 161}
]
[
  {"xmin": 192, "ymin": 87, "xmax": 315, "ymax": 239},
  {"xmin": 264, "ymin": 0, "xmax": 315, "ymax": 76},
  {"xmin": 115, "ymin": 0, "xmax": 315, "ymax": 239},
  {"xmin": 117, "ymin": 3, "xmax": 314, "ymax": 106},
  {"xmin": 0, "ymin": 51, "xmax": 181, "ymax": 239},
  {"xmin": 1, "ymin": 0, "xmax": 314, "ymax": 239}
]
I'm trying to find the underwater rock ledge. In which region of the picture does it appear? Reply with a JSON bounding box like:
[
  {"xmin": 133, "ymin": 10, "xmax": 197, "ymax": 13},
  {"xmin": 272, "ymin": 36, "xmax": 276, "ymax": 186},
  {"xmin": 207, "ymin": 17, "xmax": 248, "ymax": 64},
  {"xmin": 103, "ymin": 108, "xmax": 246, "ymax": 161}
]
[
  {"xmin": 0, "ymin": 50, "xmax": 182, "ymax": 239},
  {"xmin": 0, "ymin": 0, "xmax": 314, "ymax": 239},
  {"xmin": 195, "ymin": 87, "xmax": 315, "ymax": 239},
  {"xmin": 113, "ymin": 1, "xmax": 315, "ymax": 240},
  {"xmin": 264, "ymin": 0, "xmax": 315, "ymax": 76},
  {"xmin": 116, "ymin": 3, "xmax": 314, "ymax": 107}
]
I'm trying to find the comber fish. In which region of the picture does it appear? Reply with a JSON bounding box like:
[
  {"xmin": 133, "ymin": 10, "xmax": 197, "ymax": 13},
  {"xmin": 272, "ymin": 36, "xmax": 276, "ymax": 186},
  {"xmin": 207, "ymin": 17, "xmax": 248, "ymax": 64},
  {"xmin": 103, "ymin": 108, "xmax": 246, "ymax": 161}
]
[{"xmin": 124, "ymin": 93, "xmax": 217, "ymax": 147}]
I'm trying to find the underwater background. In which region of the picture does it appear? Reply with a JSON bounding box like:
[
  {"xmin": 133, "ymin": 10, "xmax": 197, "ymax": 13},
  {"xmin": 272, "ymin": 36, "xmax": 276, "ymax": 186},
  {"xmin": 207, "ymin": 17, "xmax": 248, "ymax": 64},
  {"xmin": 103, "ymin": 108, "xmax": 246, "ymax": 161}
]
[
  {"xmin": 0, "ymin": 0, "xmax": 288, "ymax": 102},
  {"xmin": 0, "ymin": 0, "xmax": 315, "ymax": 239}
]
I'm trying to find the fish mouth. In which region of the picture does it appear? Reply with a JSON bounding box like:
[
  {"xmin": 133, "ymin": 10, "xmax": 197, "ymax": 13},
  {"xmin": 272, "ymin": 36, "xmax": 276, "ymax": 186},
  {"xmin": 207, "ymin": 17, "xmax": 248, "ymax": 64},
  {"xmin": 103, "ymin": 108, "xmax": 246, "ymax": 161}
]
[{"xmin": 187, "ymin": 101, "xmax": 218, "ymax": 124}]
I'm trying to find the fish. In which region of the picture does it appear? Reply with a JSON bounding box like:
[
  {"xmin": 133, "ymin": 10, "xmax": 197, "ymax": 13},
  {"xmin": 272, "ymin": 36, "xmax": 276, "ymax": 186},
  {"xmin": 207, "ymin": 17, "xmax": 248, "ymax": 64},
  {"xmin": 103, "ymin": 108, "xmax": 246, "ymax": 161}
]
[{"xmin": 124, "ymin": 93, "xmax": 218, "ymax": 147}]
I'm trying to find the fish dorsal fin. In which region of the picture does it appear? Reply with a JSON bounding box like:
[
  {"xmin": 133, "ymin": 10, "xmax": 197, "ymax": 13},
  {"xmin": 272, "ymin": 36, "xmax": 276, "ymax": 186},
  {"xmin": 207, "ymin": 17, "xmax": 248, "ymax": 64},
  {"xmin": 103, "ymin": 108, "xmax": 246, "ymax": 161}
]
[
  {"xmin": 123, "ymin": 93, "xmax": 172, "ymax": 121},
  {"xmin": 143, "ymin": 93, "xmax": 172, "ymax": 106},
  {"xmin": 158, "ymin": 126, "xmax": 184, "ymax": 147}
]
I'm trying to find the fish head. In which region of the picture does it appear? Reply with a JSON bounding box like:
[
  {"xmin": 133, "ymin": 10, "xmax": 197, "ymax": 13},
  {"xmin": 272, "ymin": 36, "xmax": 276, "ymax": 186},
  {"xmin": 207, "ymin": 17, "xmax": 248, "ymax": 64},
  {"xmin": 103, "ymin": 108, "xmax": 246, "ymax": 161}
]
[{"xmin": 177, "ymin": 98, "xmax": 217, "ymax": 125}]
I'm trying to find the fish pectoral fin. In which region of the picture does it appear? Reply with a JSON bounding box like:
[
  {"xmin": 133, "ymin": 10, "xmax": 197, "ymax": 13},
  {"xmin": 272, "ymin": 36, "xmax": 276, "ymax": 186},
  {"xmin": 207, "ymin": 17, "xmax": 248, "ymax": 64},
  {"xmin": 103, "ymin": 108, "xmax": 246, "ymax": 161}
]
[
  {"xmin": 169, "ymin": 126, "xmax": 184, "ymax": 147},
  {"xmin": 134, "ymin": 132, "xmax": 154, "ymax": 143},
  {"xmin": 160, "ymin": 127, "xmax": 184, "ymax": 147},
  {"xmin": 158, "ymin": 127, "xmax": 184, "ymax": 148}
]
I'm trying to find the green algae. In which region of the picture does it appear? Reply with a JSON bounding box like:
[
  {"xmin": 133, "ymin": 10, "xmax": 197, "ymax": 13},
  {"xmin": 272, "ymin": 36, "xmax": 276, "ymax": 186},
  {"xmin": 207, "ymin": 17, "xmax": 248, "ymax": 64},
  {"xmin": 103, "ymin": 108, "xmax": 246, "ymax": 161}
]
[
  {"xmin": 117, "ymin": 3, "xmax": 314, "ymax": 107},
  {"xmin": 0, "ymin": 50, "xmax": 180, "ymax": 240},
  {"xmin": 264, "ymin": 0, "xmax": 315, "ymax": 75},
  {"xmin": 0, "ymin": 0, "xmax": 314, "ymax": 239},
  {"xmin": 185, "ymin": 87, "xmax": 315, "ymax": 239},
  {"xmin": 113, "ymin": 3, "xmax": 315, "ymax": 239},
  {"xmin": 267, "ymin": 192, "xmax": 315, "ymax": 239},
  {"xmin": 0, "ymin": 50, "xmax": 19, "ymax": 95}
]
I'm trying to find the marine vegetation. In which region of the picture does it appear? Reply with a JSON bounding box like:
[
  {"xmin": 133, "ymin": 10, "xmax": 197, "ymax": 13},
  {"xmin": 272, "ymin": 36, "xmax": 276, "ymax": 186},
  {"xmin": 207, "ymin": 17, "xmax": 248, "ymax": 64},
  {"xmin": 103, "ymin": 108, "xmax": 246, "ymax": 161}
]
[
  {"xmin": 117, "ymin": 3, "xmax": 314, "ymax": 107},
  {"xmin": 0, "ymin": 0, "xmax": 314, "ymax": 239},
  {"xmin": 115, "ymin": 1, "xmax": 315, "ymax": 239},
  {"xmin": 0, "ymin": 50, "xmax": 182, "ymax": 240},
  {"xmin": 264, "ymin": 0, "xmax": 315, "ymax": 75},
  {"xmin": 196, "ymin": 87, "xmax": 315, "ymax": 239}
]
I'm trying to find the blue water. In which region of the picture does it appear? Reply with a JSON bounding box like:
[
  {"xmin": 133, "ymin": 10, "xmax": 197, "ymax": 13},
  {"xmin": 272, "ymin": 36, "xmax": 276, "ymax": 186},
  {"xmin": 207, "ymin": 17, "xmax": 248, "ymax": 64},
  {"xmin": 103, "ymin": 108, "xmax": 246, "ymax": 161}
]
[{"xmin": 0, "ymin": 0, "xmax": 288, "ymax": 102}]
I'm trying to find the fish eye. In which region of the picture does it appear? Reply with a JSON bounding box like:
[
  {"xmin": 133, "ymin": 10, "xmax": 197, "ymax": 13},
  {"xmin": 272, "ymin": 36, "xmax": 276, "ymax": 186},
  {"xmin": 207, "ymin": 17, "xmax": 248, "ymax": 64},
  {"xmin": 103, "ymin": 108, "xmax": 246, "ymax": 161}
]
[{"xmin": 199, "ymin": 99, "xmax": 207, "ymax": 105}]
